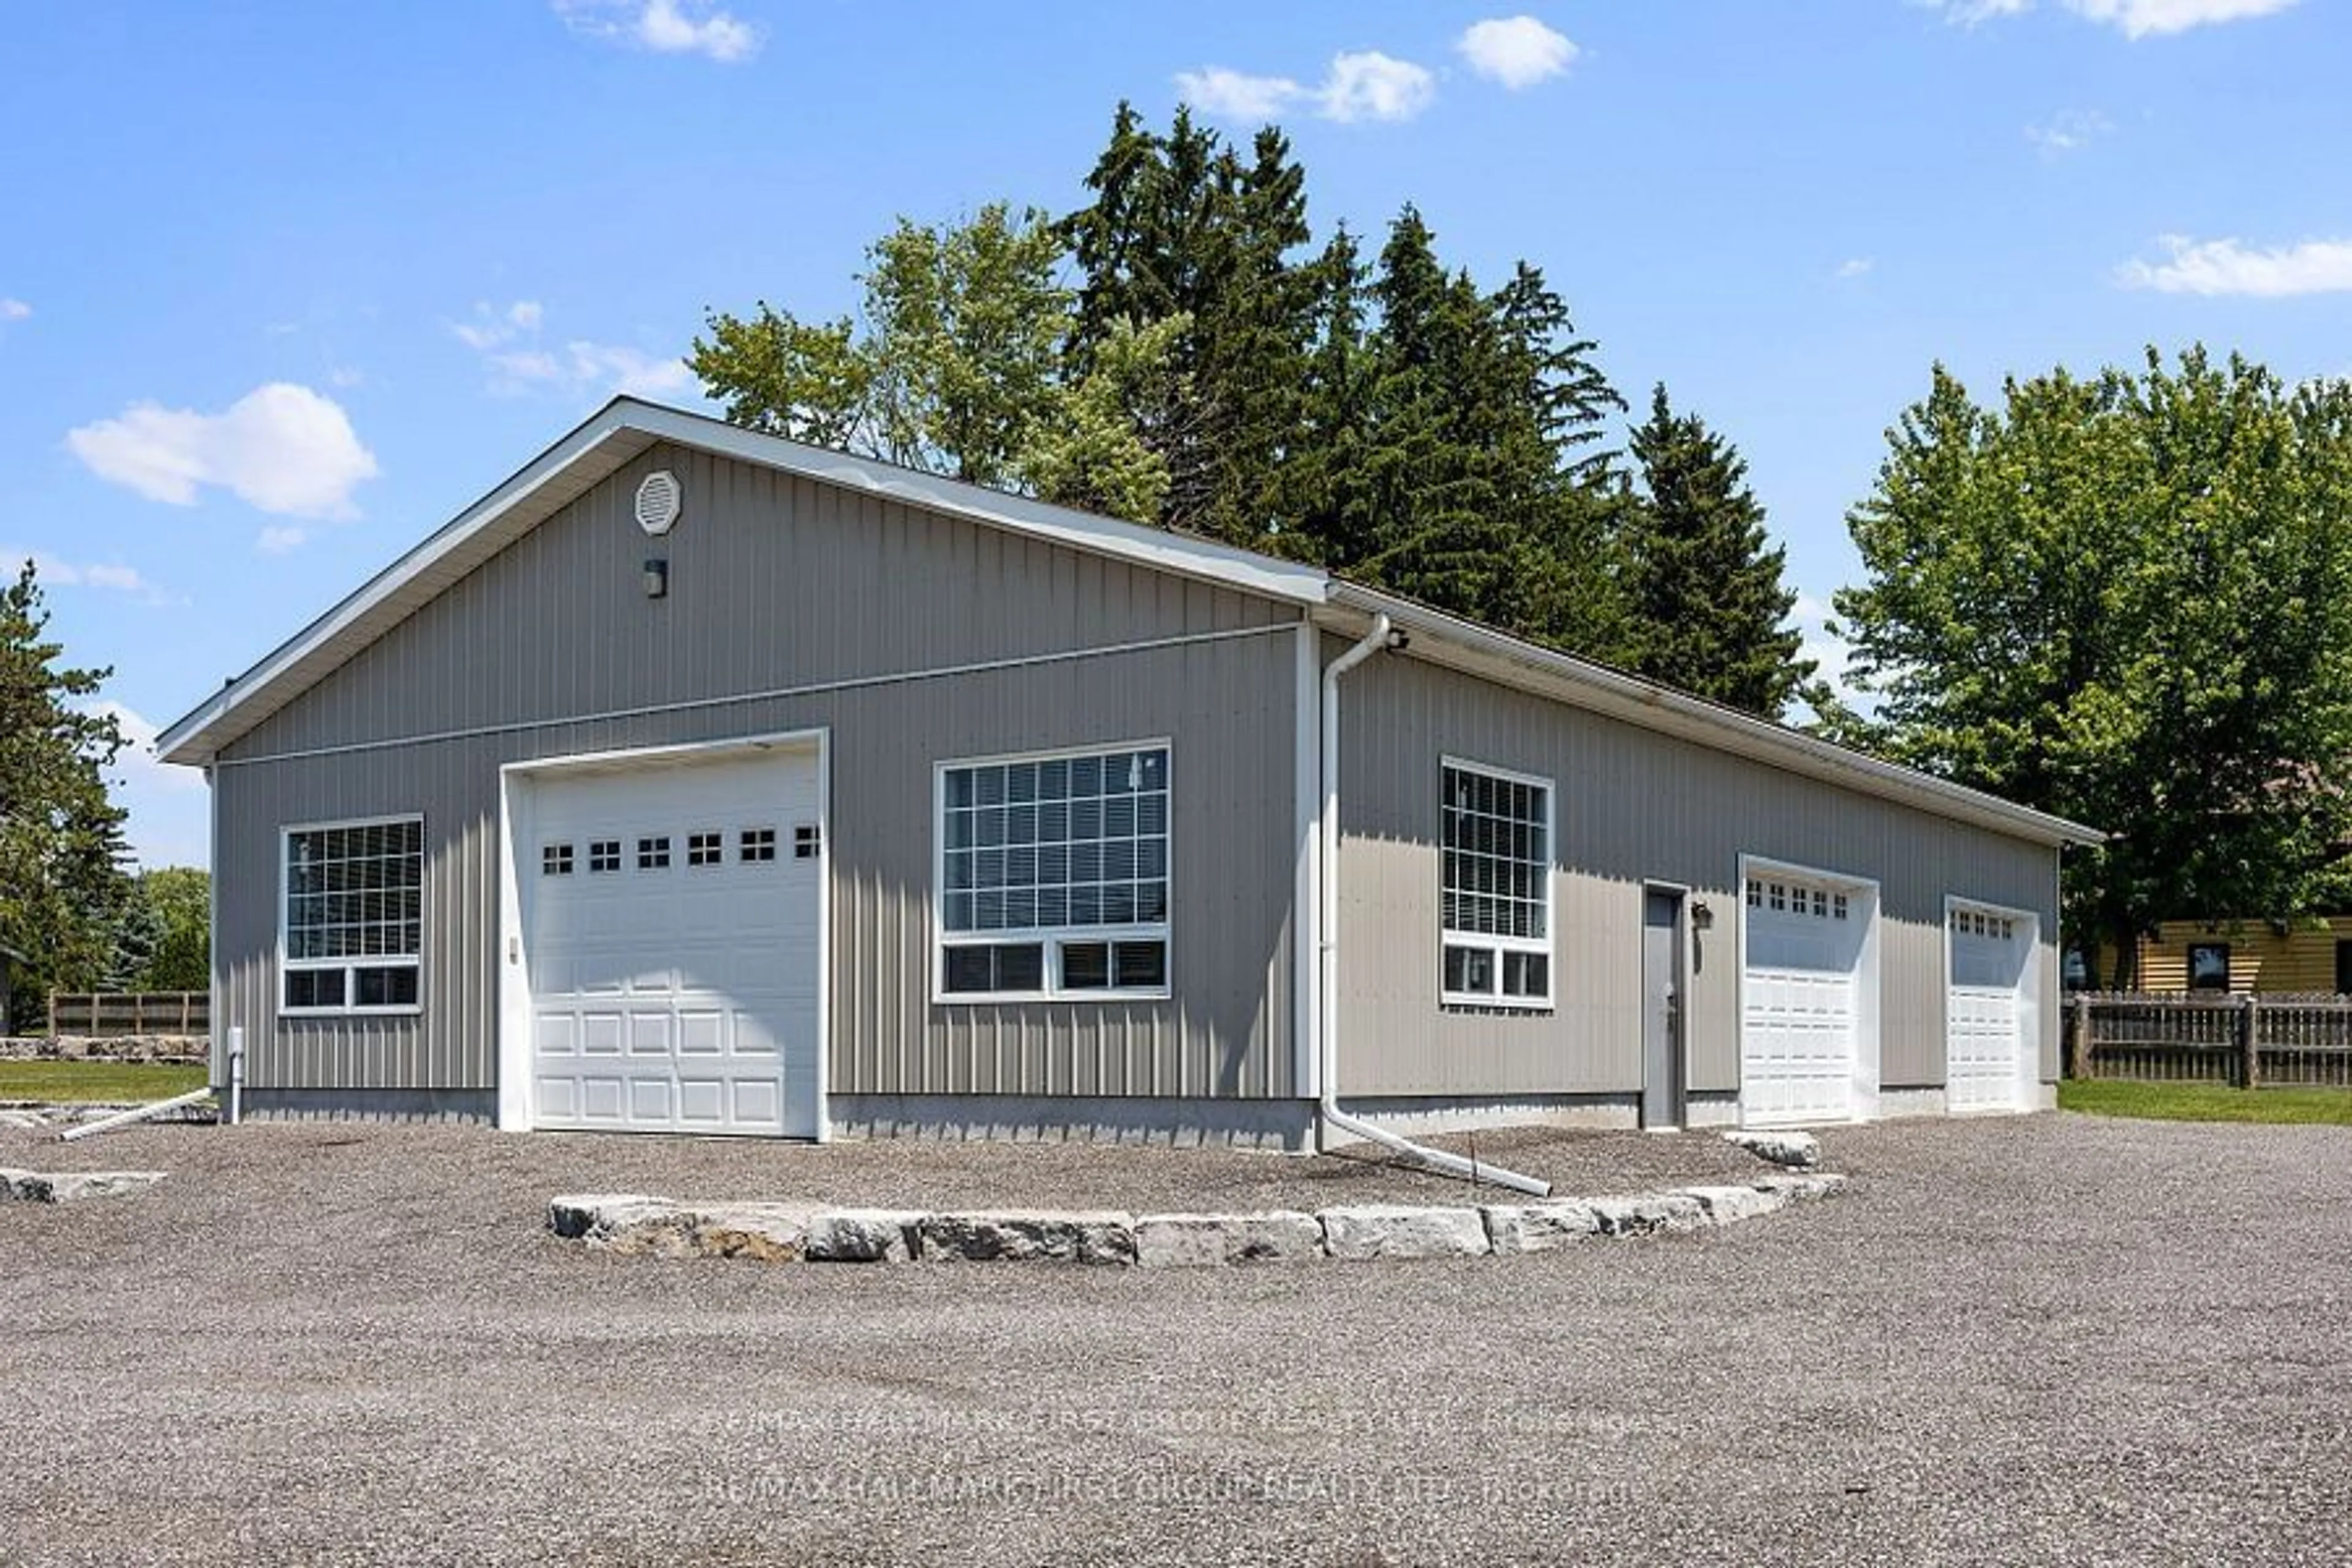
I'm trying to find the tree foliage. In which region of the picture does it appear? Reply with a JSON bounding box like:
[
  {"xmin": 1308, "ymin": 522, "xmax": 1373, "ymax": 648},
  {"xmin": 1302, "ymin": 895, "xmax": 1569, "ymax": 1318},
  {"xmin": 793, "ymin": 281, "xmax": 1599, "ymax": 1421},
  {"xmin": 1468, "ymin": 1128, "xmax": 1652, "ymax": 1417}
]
[
  {"xmin": 126, "ymin": 867, "xmax": 209, "ymax": 993},
  {"xmin": 1623, "ymin": 385, "xmax": 1811, "ymax": 717},
  {"xmin": 0, "ymin": 560, "xmax": 134, "ymax": 1031},
  {"xmin": 1830, "ymin": 348, "xmax": 2352, "ymax": 978},
  {"xmin": 690, "ymin": 202, "xmax": 1173, "ymax": 521},
  {"xmin": 692, "ymin": 100, "xmax": 1817, "ymax": 693}
]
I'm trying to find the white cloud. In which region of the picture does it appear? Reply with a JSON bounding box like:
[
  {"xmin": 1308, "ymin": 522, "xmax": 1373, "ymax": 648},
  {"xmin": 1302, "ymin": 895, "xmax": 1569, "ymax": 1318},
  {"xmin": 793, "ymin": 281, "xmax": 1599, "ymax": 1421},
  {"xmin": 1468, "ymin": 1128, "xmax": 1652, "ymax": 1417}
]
[
  {"xmin": 556, "ymin": 0, "xmax": 761, "ymax": 62},
  {"xmin": 0, "ymin": 298, "xmax": 29, "ymax": 322},
  {"xmin": 66, "ymin": 383, "xmax": 380, "ymax": 520},
  {"xmin": 2026, "ymin": 107, "xmax": 2115, "ymax": 155},
  {"xmin": 492, "ymin": 341, "xmax": 692, "ymax": 398},
  {"xmin": 451, "ymin": 298, "xmax": 544, "ymax": 351},
  {"xmin": 454, "ymin": 297, "xmax": 690, "ymax": 399},
  {"xmin": 1172, "ymin": 66, "xmax": 1306, "ymax": 122},
  {"xmin": 1176, "ymin": 49, "xmax": 1436, "ymax": 124},
  {"xmin": 1790, "ymin": 592, "xmax": 1870, "ymax": 723},
  {"xmin": 326, "ymin": 366, "xmax": 365, "ymax": 389},
  {"xmin": 2118, "ymin": 235, "xmax": 2352, "ymax": 296},
  {"xmin": 7, "ymin": 549, "xmax": 166, "ymax": 601},
  {"xmin": 1835, "ymin": 257, "xmax": 1876, "ymax": 279},
  {"xmin": 562, "ymin": 342, "xmax": 693, "ymax": 398},
  {"xmin": 1319, "ymin": 51, "xmax": 1436, "ymax": 123},
  {"xmin": 87, "ymin": 701, "xmax": 209, "ymax": 869},
  {"xmin": 1932, "ymin": 0, "xmax": 2298, "ymax": 36},
  {"xmin": 1457, "ymin": 17, "xmax": 1579, "ymax": 89},
  {"xmin": 255, "ymin": 525, "xmax": 307, "ymax": 554}
]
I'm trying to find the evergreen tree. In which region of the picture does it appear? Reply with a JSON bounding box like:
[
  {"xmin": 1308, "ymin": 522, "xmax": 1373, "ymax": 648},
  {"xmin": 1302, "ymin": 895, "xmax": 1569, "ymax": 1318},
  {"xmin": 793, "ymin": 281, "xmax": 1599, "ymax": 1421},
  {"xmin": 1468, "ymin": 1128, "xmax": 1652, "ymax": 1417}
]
[
  {"xmin": 1061, "ymin": 102, "xmax": 1166, "ymax": 374},
  {"xmin": 1352, "ymin": 208, "xmax": 1629, "ymax": 654},
  {"xmin": 1289, "ymin": 227, "xmax": 1378, "ymax": 571},
  {"xmin": 0, "ymin": 560, "xmax": 133, "ymax": 1031},
  {"xmin": 1623, "ymin": 386, "xmax": 1811, "ymax": 716}
]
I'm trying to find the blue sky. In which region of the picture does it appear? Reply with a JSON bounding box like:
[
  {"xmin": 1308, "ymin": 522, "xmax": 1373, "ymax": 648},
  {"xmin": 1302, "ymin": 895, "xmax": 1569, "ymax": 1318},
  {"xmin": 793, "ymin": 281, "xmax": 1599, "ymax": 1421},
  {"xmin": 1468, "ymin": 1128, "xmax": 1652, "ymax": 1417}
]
[{"xmin": 4, "ymin": 0, "xmax": 2345, "ymax": 869}]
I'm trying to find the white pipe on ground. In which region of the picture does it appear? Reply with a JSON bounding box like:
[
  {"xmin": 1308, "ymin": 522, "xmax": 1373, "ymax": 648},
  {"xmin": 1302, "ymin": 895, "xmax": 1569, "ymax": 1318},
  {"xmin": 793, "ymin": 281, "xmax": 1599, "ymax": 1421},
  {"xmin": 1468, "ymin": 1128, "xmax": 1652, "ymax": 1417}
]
[
  {"xmin": 1318, "ymin": 613, "xmax": 1551, "ymax": 1198},
  {"xmin": 57, "ymin": 1088, "xmax": 213, "ymax": 1144},
  {"xmin": 227, "ymin": 1025, "xmax": 244, "ymax": 1126}
]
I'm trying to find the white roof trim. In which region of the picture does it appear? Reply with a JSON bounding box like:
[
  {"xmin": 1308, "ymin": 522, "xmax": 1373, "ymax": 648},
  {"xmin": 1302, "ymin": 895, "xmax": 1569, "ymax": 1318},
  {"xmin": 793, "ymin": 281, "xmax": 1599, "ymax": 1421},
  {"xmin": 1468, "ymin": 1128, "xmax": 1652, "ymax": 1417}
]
[
  {"xmin": 1323, "ymin": 584, "xmax": 2103, "ymax": 850},
  {"xmin": 155, "ymin": 397, "xmax": 2100, "ymax": 851},
  {"xmin": 156, "ymin": 399, "xmax": 1323, "ymax": 766}
]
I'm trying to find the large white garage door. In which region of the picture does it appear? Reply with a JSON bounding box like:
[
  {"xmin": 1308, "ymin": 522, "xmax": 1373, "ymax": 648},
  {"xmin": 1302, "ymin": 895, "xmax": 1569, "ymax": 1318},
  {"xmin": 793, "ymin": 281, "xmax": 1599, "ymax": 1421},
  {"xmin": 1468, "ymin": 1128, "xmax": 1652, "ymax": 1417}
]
[
  {"xmin": 522, "ymin": 746, "xmax": 821, "ymax": 1137},
  {"xmin": 1948, "ymin": 903, "xmax": 2030, "ymax": 1114},
  {"xmin": 1743, "ymin": 872, "xmax": 1866, "ymax": 1126}
]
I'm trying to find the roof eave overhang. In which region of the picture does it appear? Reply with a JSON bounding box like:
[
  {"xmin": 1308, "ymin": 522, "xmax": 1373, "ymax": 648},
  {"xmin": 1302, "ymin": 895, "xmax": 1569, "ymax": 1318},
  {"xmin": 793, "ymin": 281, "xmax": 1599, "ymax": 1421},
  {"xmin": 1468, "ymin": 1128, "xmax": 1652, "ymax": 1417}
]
[
  {"xmin": 1319, "ymin": 584, "xmax": 2105, "ymax": 851},
  {"xmin": 155, "ymin": 399, "xmax": 1327, "ymax": 767}
]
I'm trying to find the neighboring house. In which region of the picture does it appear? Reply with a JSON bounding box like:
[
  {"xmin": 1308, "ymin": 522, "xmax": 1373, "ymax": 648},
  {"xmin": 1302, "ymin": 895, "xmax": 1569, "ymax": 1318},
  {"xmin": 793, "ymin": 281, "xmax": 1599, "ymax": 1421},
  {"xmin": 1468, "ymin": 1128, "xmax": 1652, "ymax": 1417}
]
[
  {"xmin": 156, "ymin": 399, "xmax": 2100, "ymax": 1144},
  {"xmin": 2100, "ymin": 919, "xmax": 2352, "ymax": 996}
]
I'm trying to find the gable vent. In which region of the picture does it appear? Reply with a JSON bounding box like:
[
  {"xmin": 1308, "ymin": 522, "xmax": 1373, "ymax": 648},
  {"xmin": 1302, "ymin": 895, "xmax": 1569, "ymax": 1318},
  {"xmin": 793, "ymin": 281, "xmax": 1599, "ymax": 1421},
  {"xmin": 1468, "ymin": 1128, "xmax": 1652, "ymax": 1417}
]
[{"xmin": 635, "ymin": 470, "xmax": 683, "ymax": 537}]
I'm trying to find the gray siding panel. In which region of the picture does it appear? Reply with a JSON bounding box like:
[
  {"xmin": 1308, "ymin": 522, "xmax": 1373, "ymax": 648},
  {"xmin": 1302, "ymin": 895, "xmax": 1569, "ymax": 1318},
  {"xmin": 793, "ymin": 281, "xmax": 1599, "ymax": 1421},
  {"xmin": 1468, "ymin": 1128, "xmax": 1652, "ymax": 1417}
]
[
  {"xmin": 1335, "ymin": 649, "xmax": 2061, "ymax": 1099},
  {"xmin": 212, "ymin": 447, "xmax": 1300, "ymax": 1102}
]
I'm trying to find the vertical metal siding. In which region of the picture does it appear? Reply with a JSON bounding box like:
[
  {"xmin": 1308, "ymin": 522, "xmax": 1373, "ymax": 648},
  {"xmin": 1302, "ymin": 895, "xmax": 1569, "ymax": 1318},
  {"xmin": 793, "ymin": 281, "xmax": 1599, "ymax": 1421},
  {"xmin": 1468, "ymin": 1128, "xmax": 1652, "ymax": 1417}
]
[
  {"xmin": 213, "ymin": 445, "xmax": 1299, "ymax": 1099},
  {"xmin": 1335, "ymin": 649, "xmax": 2062, "ymax": 1098}
]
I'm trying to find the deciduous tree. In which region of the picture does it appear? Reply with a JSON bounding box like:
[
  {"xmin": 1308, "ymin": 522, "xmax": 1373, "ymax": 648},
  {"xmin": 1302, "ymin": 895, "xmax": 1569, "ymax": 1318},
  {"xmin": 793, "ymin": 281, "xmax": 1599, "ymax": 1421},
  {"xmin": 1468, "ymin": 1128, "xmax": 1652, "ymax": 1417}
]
[{"xmin": 1830, "ymin": 348, "xmax": 2352, "ymax": 981}]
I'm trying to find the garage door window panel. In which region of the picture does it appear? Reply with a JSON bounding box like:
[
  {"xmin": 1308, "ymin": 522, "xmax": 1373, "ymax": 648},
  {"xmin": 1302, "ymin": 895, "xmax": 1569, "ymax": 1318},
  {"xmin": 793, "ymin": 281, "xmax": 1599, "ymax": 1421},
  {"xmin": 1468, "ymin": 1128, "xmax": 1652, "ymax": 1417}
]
[
  {"xmin": 1441, "ymin": 761, "xmax": 1554, "ymax": 1009},
  {"xmin": 938, "ymin": 744, "xmax": 1170, "ymax": 1001},
  {"xmin": 282, "ymin": 817, "xmax": 423, "ymax": 1016}
]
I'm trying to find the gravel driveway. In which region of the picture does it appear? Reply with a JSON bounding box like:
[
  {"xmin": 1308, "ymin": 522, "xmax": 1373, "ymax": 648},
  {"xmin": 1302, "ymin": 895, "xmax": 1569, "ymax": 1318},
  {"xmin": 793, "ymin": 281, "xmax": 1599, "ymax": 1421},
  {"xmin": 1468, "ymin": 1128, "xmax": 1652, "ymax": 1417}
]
[{"xmin": 4, "ymin": 1113, "xmax": 2348, "ymax": 1566}]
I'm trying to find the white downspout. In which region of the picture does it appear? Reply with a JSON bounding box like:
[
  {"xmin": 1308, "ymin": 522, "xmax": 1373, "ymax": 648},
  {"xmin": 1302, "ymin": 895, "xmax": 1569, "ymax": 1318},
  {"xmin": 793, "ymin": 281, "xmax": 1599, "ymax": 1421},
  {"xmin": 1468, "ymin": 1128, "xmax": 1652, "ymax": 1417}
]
[{"xmin": 1317, "ymin": 613, "xmax": 1551, "ymax": 1197}]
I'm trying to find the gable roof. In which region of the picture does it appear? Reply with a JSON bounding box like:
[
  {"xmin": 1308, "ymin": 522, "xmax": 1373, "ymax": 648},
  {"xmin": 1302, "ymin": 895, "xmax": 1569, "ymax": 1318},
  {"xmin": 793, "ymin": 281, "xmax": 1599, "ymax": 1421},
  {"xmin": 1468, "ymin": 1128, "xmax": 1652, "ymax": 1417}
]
[{"xmin": 156, "ymin": 397, "xmax": 2100, "ymax": 850}]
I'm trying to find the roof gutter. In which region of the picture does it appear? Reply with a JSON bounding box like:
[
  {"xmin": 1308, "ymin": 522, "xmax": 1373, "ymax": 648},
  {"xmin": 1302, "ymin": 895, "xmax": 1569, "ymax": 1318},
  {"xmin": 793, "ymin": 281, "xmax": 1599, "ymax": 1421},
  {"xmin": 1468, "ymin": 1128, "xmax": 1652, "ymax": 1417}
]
[
  {"xmin": 1324, "ymin": 583, "xmax": 2103, "ymax": 851},
  {"xmin": 1317, "ymin": 612, "xmax": 1552, "ymax": 1197}
]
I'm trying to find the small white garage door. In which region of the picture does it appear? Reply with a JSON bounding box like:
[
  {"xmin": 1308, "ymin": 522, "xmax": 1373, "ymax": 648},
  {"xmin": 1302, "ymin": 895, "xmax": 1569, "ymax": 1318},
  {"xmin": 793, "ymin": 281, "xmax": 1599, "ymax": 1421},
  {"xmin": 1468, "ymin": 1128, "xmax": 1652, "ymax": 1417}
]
[
  {"xmin": 1742, "ymin": 872, "xmax": 1866, "ymax": 1126},
  {"xmin": 521, "ymin": 746, "xmax": 821, "ymax": 1137},
  {"xmin": 1948, "ymin": 903, "xmax": 2032, "ymax": 1114}
]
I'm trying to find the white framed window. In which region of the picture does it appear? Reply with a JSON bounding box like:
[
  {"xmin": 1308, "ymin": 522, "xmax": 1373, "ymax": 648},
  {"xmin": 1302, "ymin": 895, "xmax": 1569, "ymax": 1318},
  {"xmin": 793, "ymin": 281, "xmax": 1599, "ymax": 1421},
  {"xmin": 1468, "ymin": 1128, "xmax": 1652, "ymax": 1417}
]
[
  {"xmin": 935, "ymin": 741, "xmax": 1171, "ymax": 1001},
  {"xmin": 281, "ymin": 816, "xmax": 423, "ymax": 1016},
  {"xmin": 1440, "ymin": 759, "xmax": 1554, "ymax": 1009}
]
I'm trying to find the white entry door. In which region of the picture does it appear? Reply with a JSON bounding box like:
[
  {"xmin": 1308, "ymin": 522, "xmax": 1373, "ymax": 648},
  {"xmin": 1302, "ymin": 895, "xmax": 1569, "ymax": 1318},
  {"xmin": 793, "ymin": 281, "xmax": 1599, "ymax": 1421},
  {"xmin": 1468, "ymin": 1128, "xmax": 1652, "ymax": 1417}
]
[
  {"xmin": 1741, "ymin": 871, "xmax": 1868, "ymax": 1125},
  {"xmin": 1948, "ymin": 903, "xmax": 2032, "ymax": 1114},
  {"xmin": 519, "ymin": 745, "xmax": 821, "ymax": 1137}
]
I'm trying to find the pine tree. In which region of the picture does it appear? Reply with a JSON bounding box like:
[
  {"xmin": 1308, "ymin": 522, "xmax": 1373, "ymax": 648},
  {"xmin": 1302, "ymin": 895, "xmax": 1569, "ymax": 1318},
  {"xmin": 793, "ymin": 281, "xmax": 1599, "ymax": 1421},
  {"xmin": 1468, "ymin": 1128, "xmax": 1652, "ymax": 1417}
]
[
  {"xmin": 1061, "ymin": 101, "xmax": 1166, "ymax": 375},
  {"xmin": 1289, "ymin": 227, "xmax": 1378, "ymax": 571},
  {"xmin": 1623, "ymin": 386, "xmax": 1811, "ymax": 716},
  {"xmin": 0, "ymin": 560, "xmax": 133, "ymax": 1030},
  {"xmin": 1192, "ymin": 126, "xmax": 1314, "ymax": 552}
]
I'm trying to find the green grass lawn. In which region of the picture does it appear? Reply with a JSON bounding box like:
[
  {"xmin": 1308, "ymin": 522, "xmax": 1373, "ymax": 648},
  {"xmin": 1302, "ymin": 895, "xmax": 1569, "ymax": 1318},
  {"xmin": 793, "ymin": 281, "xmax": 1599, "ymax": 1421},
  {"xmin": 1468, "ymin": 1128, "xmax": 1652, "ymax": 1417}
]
[
  {"xmin": 2059, "ymin": 1078, "xmax": 2352, "ymax": 1125},
  {"xmin": 0, "ymin": 1060, "xmax": 211, "ymax": 1104}
]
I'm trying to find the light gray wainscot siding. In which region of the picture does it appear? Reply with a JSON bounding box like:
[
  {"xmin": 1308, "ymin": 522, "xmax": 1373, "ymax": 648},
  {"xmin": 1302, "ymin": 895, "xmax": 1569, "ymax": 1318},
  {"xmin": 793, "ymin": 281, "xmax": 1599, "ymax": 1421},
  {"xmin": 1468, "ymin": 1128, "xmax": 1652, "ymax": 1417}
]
[
  {"xmin": 212, "ymin": 444, "xmax": 1306, "ymax": 1113},
  {"xmin": 1332, "ymin": 643, "xmax": 2059, "ymax": 1101}
]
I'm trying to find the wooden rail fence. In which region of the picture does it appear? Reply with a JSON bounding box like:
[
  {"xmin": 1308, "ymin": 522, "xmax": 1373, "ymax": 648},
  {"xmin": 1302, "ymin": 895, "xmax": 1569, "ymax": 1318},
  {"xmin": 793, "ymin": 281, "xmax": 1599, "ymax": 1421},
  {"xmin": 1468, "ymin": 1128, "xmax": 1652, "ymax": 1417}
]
[
  {"xmin": 45, "ymin": 991, "xmax": 210, "ymax": 1040},
  {"xmin": 2068, "ymin": 992, "xmax": 2352, "ymax": 1089}
]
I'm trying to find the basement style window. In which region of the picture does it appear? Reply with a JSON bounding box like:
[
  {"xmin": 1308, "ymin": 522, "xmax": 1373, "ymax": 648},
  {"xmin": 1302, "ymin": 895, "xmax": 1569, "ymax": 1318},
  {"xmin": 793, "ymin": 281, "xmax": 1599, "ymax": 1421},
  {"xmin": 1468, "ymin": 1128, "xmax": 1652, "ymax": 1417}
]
[
  {"xmin": 282, "ymin": 817, "xmax": 423, "ymax": 1015},
  {"xmin": 937, "ymin": 743, "xmax": 1170, "ymax": 1000},
  {"xmin": 1440, "ymin": 761, "xmax": 1554, "ymax": 1009}
]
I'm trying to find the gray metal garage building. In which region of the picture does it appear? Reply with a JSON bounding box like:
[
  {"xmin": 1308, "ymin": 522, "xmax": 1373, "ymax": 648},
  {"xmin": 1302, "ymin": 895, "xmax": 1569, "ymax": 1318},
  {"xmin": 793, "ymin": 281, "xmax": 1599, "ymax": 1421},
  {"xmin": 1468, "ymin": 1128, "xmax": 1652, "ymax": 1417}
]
[{"xmin": 157, "ymin": 398, "xmax": 2098, "ymax": 1148}]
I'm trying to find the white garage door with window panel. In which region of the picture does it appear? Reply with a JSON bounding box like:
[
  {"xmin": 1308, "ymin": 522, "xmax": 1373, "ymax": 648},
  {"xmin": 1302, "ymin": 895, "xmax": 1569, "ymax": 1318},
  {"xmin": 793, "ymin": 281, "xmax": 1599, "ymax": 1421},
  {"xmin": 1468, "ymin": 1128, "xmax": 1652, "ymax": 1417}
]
[
  {"xmin": 1947, "ymin": 900, "xmax": 2037, "ymax": 1114},
  {"xmin": 503, "ymin": 740, "xmax": 823, "ymax": 1137},
  {"xmin": 1741, "ymin": 862, "xmax": 1876, "ymax": 1126}
]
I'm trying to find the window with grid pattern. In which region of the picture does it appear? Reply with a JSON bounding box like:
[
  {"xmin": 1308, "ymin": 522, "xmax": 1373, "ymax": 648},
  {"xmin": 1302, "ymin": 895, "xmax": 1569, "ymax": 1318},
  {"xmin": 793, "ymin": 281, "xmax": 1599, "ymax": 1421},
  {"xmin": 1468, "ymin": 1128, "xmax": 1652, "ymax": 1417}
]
[
  {"xmin": 282, "ymin": 818, "xmax": 423, "ymax": 1013},
  {"xmin": 1440, "ymin": 762, "xmax": 1553, "ymax": 1008},
  {"xmin": 937, "ymin": 744, "xmax": 1170, "ymax": 998}
]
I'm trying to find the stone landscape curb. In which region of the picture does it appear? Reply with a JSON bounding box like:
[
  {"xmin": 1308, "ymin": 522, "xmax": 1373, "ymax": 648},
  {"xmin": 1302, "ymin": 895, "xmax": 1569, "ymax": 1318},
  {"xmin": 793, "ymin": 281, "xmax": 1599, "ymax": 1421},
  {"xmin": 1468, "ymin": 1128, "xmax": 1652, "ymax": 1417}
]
[
  {"xmin": 1, "ymin": 1168, "xmax": 168, "ymax": 1204},
  {"xmin": 547, "ymin": 1172, "xmax": 1847, "ymax": 1267},
  {"xmin": 0, "ymin": 1102, "xmax": 219, "ymax": 1129},
  {"xmin": 1721, "ymin": 1129, "xmax": 1822, "ymax": 1169}
]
